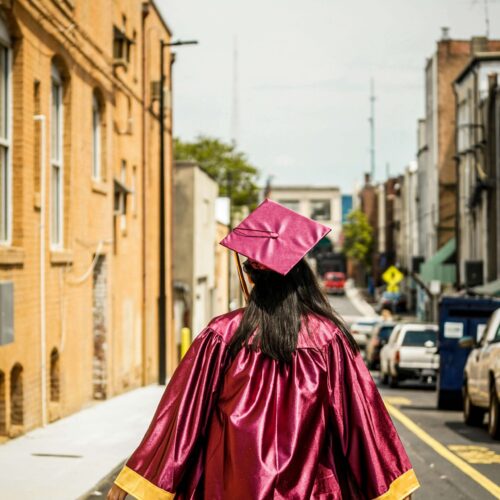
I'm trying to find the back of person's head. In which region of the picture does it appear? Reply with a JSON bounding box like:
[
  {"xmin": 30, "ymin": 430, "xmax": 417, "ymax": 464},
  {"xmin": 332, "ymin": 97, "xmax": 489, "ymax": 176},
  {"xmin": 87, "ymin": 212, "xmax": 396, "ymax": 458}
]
[{"xmin": 228, "ymin": 258, "xmax": 359, "ymax": 363}]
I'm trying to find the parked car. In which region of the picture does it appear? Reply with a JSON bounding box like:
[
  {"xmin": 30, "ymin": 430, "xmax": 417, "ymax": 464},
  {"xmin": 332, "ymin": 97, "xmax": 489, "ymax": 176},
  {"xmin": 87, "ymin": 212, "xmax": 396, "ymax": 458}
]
[
  {"xmin": 366, "ymin": 322, "xmax": 396, "ymax": 369},
  {"xmin": 322, "ymin": 272, "xmax": 346, "ymax": 295},
  {"xmin": 460, "ymin": 308, "xmax": 500, "ymax": 439},
  {"xmin": 376, "ymin": 291, "xmax": 407, "ymax": 314},
  {"xmin": 349, "ymin": 317, "xmax": 380, "ymax": 350},
  {"xmin": 380, "ymin": 323, "xmax": 439, "ymax": 387}
]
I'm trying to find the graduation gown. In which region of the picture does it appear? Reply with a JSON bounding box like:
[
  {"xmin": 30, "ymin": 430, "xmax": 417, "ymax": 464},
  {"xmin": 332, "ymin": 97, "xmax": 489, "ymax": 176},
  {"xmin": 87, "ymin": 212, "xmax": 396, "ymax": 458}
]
[{"xmin": 114, "ymin": 309, "xmax": 420, "ymax": 499}]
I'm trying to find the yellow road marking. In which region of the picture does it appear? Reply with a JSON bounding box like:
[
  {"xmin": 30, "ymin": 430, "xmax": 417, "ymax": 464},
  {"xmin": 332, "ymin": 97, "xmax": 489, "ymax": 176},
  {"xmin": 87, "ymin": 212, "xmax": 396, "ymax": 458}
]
[
  {"xmin": 384, "ymin": 396, "xmax": 412, "ymax": 406},
  {"xmin": 449, "ymin": 445, "xmax": 500, "ymax": 465},
  {"xmin": 384, "ymin": 401, "xmax": 500, "ymax": 498}
]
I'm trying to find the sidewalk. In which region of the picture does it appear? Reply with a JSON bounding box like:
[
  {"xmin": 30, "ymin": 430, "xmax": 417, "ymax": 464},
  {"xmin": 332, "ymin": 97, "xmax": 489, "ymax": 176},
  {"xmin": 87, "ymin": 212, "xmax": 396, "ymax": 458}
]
[
  {"xmin": 344, "ymin": 279, "xmax": 378, "ymax": 317},
  {"xmin": 0, "ymin": 384, "xmax": 165, "ymax": 500}
]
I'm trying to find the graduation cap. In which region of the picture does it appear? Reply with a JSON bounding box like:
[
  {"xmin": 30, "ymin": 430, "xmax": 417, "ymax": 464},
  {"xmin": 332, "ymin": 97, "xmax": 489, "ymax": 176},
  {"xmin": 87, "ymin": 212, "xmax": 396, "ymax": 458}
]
[{"xmin": 220, "ymin": 199, "xmax": 331, "ymax": 300}]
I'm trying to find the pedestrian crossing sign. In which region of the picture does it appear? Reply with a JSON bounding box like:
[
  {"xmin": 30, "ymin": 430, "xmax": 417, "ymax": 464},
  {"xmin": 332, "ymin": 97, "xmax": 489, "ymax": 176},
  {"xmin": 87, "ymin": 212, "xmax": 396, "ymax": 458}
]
[{"xmin": 382, "ymin": 265, "xmax": 404, "ymax": 292}]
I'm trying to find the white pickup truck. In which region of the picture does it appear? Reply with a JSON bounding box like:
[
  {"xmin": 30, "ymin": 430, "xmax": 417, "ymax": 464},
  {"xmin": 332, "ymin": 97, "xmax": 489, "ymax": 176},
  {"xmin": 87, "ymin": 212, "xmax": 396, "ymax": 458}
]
[
  {"xmin": 380, "ymin": 323, "xmax": 439, "ymax": 387},
  {"xmin": 460, "ymin": 308, "xmax": 500, "ymax": 440}
]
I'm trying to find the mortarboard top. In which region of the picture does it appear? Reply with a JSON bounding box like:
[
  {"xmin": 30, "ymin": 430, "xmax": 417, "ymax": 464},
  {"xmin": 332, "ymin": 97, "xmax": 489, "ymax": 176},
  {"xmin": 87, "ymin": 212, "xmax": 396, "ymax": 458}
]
[{"xmin": 220, "ymin": 199, "xmax": 331, "ymax": 276}]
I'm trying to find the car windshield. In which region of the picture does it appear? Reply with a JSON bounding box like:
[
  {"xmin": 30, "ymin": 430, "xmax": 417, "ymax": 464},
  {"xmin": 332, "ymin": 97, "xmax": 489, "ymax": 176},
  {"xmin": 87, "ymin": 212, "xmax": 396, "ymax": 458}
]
[
  {"xmin": 402, "ymin": 329, "xmax": 436, "ymax": 346},
  {"xmin": 325, "ymin": 273, "xmax": 343, "ymax": 281},
  {"xmin": 379, "ymin": 325, "xmax": 395, "ymax": 341}
]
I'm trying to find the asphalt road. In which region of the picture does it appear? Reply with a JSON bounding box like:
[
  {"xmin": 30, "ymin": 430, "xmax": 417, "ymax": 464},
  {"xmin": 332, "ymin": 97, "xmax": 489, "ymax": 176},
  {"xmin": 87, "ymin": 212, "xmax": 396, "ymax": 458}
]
[
  {"xmin": 329, "ymin": 292, "xmax": 364, "ymax": 317},
  {"xmin": 377, "ymin": 377, "xmax": 500, "ymax": 499}
]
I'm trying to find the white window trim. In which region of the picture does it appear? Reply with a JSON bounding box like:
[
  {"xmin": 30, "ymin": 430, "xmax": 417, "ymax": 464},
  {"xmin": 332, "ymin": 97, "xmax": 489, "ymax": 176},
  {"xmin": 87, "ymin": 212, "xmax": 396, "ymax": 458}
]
[
  {"xmin": 50, "ymin": 65, "xmax": 64, "ymax": 249},
  {"xmin": 92, "ymin": 93, "xmax": 101, "ymax": 181},
  {"xmin": 0, "ymin": 27, "xmax": 12, "ymax": 246},
  {"xmin": 120, "ymin": 160, "xmax": 126, "ymax": 232}
]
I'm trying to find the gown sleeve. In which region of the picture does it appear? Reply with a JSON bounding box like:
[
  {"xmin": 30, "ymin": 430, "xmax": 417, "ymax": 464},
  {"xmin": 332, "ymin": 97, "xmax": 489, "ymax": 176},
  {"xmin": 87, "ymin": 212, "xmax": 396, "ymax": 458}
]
[
  {"xmin": 326, "ymin": 329, "xmax": 420, "ymax": 500},
  {"xmin": 113, "ymin": 327, "xmax": 229, "ymax": 500}
]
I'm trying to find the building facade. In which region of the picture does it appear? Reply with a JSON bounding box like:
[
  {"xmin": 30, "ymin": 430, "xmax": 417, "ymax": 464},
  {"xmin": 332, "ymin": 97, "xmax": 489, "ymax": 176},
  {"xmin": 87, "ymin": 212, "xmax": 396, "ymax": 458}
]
[
  {"xmin": 0, "ymin": 0, "xmax": 174, "ymax": 438},
  {"xmin": 268, "ymin": 186, "xmax": 342, "ymax": 248},
  {"xmin": 417, "ymin": 32, "xmax": 500, "ymax": 262},
  {"xmin": 173, "ymin": 161, "xmax": 218, "ymax": 354},
  {"xmin": 454, "ymin": 54, "xmax": 500, "ymax": 288}
]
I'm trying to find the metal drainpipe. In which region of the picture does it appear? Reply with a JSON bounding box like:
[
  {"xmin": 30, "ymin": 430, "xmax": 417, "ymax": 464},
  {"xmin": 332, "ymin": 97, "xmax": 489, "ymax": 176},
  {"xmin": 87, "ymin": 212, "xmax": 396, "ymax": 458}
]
[
  {"xmin": 158, "ymin": 41, "xmax": 167, "ymax": 385},
  {"xmin": 34, "ymin": 114, "xmax": 47, "ymax": 426},
  {"xmin": 452, "ymin": 82, "xmax": 461, "ymax": 289},
  {"xmin": 140, "ymin": 1, "xmax": 149, "ymax": 386}
]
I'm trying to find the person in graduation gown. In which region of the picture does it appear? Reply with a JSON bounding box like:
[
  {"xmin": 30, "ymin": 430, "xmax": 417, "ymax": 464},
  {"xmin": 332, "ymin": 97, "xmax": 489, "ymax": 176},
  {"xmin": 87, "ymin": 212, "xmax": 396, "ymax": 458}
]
[{"xmin": 107, "ymin": 199, "xmax": 420, "ymax": 500}]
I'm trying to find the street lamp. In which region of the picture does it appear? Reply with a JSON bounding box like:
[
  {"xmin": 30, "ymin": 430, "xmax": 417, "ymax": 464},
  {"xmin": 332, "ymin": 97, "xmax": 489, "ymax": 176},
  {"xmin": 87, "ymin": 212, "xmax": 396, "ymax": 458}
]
[{"xmin": 158, "ymin": 39, "xmax": 198, "ymax": 385}]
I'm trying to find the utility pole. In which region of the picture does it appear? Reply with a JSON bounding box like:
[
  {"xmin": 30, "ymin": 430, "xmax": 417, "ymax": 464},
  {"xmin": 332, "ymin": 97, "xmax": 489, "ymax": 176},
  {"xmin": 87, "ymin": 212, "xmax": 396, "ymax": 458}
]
[
  {"xmin": 484, "ymin": 0, "xmax": 490, "ymax": 37},
  {"xmin": 230, "ymin": 36, "xmax": 239, "ymax": 146},
  {"xmin": 369, "ymin": 78, "xmax": 376, "ymax": 181}
]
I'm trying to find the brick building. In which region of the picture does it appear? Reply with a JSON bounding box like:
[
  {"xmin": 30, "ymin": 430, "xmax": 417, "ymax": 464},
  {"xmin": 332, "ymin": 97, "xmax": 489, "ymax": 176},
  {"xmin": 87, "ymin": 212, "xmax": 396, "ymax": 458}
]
[
  {"xmin": 417, "ymin": 30, "xmax": 500, "ymax": 260},
  {"xmin": 0, "ymin": 0, "xmax": 174, "ymax": 438}
]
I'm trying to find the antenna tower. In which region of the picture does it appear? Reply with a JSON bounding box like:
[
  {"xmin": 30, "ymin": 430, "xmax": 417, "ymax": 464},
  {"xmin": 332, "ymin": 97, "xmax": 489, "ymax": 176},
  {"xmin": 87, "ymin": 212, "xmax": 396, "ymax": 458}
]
[
  {"xmin": 369, "ymin": 78, "xmax": 376, "ymax": 181},
  {"xmin": 230, "ymin": 37, "xmax": 239, "ymax": 146}
]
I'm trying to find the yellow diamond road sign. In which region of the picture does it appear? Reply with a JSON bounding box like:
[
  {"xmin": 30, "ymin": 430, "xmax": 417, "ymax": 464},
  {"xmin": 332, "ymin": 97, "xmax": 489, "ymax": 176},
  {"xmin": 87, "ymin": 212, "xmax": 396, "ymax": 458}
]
[{"xmin": 382, "ymin": 265, "xmax": 404, "ymax": 292}]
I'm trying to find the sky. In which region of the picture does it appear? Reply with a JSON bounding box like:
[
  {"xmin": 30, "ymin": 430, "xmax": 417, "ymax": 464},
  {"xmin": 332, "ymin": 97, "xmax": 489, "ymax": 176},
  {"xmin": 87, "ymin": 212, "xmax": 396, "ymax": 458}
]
[{"xmin": 159, "ymin": 0, "xmax": 500, "ymax": 193}]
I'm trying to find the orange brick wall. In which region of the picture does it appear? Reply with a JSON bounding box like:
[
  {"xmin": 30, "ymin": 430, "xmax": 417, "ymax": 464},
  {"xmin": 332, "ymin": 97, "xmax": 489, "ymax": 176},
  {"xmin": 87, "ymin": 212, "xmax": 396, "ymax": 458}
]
[{"xmin": 0, "ymin": 0, "xmax": 173, "ymax": 438}]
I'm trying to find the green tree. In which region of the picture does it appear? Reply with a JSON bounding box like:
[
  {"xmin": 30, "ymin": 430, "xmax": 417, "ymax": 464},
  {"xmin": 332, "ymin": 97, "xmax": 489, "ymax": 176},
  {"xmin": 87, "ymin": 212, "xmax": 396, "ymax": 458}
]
[
  {"xmin": 174, "ymin": 136, "xmax": 260, "ymax": 211},
  {"xmin": 342, "ymin": 209, "xmax": 373, "ymax": 266}
]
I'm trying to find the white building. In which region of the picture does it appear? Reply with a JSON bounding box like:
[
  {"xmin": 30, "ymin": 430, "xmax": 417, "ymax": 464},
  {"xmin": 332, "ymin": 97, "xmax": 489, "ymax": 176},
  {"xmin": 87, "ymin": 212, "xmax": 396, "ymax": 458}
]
[
  {"xmin": 454, "ymin": 53, "xmax": 500, "ymax": 287},
  {"xmin": 173, "ymin": 161, "xmax": 218, "ymax": 341},
  {"xmin": 267, "ymin": 186, "xmax": 342, "ymax": 248}
]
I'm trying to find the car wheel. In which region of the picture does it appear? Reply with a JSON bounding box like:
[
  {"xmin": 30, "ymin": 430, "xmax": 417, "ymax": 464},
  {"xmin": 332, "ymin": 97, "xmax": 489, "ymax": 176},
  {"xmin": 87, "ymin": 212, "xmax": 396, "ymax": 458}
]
[
  {"xmin": 488, "ymin": 385, "xmax": 500, "ymax": 440},
  {"xmin": 463, "ymin": 383, "xmax": 485, "ymax": 426}
]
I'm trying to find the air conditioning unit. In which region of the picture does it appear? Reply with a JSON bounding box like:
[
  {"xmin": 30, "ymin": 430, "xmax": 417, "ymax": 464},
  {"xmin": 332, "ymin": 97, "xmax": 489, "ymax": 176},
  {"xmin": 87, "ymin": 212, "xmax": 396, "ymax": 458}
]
[
  {"xmin": 113, "ymin": 27, "xmax": 131, "ymax": 68},
  {"xmin": 151, "ymin": 81, "xmax": 161, "ymax": 101},
  {"xmin": 465, "ymin": 260, "xmax": 484, "ymax": 288}
]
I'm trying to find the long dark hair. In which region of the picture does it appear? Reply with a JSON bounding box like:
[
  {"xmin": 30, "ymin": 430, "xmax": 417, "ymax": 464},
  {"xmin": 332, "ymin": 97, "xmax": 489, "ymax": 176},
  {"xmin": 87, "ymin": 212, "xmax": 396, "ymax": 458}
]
[{"xmin": 228, "ymin": 258, "xmax": 359, "ymax": 363}]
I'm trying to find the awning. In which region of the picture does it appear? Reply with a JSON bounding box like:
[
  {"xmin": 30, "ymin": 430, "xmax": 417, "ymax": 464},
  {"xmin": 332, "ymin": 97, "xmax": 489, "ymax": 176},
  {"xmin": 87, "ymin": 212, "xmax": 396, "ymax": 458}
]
[
  {"xmin": 419, "ymin": 237, "xmax": 456, "ymax": 285},
  {"xmin": 471, "ymin": 278, "xmax": 500, "ymax": 297}
]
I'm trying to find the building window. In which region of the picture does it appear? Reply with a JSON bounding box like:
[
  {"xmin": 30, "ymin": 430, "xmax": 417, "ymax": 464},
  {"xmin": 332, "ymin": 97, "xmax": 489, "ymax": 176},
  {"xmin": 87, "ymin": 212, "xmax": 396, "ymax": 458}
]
[
  {"xmin": 131, "ymin": 165, "xmax": 137, "ymax": 215},
  {"xmin": 50, "ymin": 64, "xmax": 64, "ymax": 247},
  {"xmin": 92, "ymin": 92, "xmax": 102, "ymax": 180},
  {"xmin": 310, "ymin": 199, "xmax": 331, "ymax": 221},
  {"xmin": 0, "ymin": 23, "xmax": 11, "ymax": 244},
  {"xmin": 114, "ymin": 161, "xmax": 132, "ymax": 233},
  {"xmin": 120, "ymin": 161, "xmax": 126, "ymax": 231},
  {"xmin": 278, "ymin": 199, "xmax": 300, "ymax": 213}
]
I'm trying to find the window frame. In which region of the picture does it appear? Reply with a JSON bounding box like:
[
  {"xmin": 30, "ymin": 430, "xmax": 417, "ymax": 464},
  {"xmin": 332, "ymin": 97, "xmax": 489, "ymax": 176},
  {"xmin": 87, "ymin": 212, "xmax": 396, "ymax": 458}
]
[
  {"xmin": 0, "ymin": 23, "xmax": 12, "ymax": 246},
  {"xmin": 50, "ymin": 64, "xmax": 64, "ymax": 249},
  {"xmin": 92, "ymin": 92, "xmax": 102, "ymax": 180},
  {"xmin": 310, "ymin": 199, "xmax": 331, "ymax": 221}
]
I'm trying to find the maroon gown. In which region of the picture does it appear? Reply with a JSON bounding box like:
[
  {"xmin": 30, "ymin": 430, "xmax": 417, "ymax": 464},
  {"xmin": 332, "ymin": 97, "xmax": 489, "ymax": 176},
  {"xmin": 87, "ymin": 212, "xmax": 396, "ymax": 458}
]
[{"xmin": 114, "ymin": 309, "xmax": 420, "ymax": 499}]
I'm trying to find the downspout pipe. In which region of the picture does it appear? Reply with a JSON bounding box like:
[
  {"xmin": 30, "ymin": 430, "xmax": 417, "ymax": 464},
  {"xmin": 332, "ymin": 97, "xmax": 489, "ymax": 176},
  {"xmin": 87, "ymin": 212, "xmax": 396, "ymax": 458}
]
[
  {"xmin": 452, "ymin": 79, "xmax": 461, "ymax": 289},
  {"xmin": 158, "ymin": 41, "xmax": 167, "ymax": 385},
  {"xmin": 34, "ymin": 114, "xmax": 47, "ymax": 426},
  {"xmin": 141, "ymin": 1, "xmax": 149, "ymax": 386}
]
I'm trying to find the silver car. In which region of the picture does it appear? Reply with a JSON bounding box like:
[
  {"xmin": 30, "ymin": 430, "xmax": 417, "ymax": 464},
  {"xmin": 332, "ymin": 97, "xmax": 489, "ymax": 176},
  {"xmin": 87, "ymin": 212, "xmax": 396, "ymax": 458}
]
[{"xmin": 460, "ymin": 308, "xmax": 500, "ymax": 439}]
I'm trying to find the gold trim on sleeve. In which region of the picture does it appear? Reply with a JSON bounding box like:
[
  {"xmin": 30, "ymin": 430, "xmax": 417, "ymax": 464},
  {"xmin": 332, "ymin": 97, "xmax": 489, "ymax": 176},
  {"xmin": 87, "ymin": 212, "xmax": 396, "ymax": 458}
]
[
  {"xmin": 114, "ymin": 465, "xmax": 175, "ymax": 500},
  {"xmin": 373, "ymin": 468, "xmax": 420, "ymax": 500}
]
